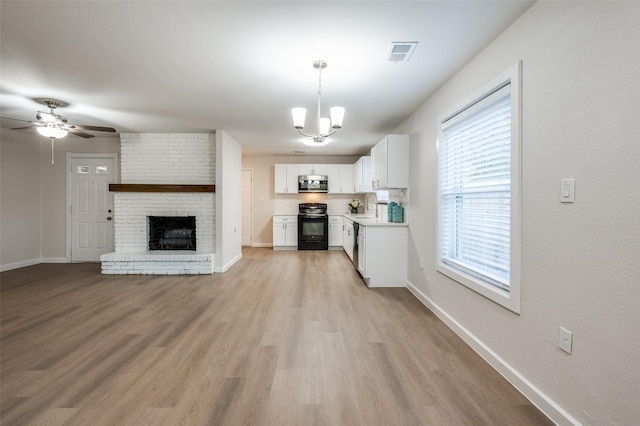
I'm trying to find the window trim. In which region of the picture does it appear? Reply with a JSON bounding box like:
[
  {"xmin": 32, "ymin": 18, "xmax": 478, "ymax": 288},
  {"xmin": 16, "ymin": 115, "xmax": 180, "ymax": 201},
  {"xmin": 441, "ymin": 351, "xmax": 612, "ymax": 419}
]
[{"xmin": 436, "ymin": 61, "xmax": 522, "ymax": 314}]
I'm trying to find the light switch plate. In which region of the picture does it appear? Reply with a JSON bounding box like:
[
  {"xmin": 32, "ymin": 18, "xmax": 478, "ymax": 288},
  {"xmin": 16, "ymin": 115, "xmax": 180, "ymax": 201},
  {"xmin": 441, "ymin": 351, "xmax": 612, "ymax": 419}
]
[{"xmin": 561, "ymin": 178, "xmax": 575, "ymax": 203}]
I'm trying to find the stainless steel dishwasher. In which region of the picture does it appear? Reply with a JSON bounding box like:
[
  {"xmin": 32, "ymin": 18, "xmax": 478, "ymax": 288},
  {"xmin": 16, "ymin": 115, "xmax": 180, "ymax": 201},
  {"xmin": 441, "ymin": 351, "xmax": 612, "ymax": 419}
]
[{"xmin": 351, "ymin": 221, "xmax": 359, "ymax": 273}]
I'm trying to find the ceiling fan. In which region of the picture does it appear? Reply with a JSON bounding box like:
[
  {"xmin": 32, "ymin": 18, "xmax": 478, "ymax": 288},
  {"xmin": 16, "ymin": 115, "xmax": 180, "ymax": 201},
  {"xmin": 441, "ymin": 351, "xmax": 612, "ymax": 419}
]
[
  {"xmin": 2, "ymin": 98, "xmax": 117, "ymax": 138},
  {"xmin": 1, "ymin": 98, "xmax": 117, "ymax": 163}
]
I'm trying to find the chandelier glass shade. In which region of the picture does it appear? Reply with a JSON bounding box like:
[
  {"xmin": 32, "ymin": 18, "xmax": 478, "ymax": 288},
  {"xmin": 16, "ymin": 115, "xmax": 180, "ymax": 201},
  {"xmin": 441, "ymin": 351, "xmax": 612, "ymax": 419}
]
[{"xmin": 292, "ymin": 60, "xmax": 344, "ymax": 145}]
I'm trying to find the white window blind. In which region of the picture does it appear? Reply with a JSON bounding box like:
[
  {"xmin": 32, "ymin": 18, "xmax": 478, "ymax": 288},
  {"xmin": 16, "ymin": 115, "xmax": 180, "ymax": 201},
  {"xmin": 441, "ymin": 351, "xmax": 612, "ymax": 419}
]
[{"xmin": 439, "ymin": 83, "xmax": 512, "ymax": 291}]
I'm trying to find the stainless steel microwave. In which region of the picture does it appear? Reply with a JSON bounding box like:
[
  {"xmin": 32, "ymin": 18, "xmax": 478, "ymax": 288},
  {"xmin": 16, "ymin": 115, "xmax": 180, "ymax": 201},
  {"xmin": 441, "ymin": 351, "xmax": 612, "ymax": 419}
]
[{"xmin": 298, "ymin": 175, "xmax": 328, "ymax": 193}]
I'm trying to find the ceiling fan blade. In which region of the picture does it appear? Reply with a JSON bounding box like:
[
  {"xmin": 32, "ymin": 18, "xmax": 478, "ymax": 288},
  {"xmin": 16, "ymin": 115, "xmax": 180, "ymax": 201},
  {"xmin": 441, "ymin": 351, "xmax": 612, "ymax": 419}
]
[
  {"xmin": 67, "ymin": 128, "xmax": 95, "ymax": 138},
  {"xmin": 10, "ymin": 125, "xmax": 38, "ymax": 131},
  {"xmin": 1, "ymin": 116, "xmax": 36, "ymax": 124},
  {"xmin": 69, "ymin": 124, "xmax": 116, "ymax": 132}
]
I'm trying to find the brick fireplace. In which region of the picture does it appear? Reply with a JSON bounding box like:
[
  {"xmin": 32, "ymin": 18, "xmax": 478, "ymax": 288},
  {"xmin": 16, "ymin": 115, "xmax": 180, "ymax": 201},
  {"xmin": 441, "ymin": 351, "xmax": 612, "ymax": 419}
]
[{"xmin": 100, "ymin": 133, "xmax": 215, "ymax": 274}]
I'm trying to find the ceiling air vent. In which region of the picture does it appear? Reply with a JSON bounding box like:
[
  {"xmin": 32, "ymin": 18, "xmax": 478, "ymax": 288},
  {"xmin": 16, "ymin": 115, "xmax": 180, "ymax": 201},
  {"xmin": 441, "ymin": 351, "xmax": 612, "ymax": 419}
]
[{"xmin": 386, "ymin": 41, "xmax": 418, "ymax": 63}]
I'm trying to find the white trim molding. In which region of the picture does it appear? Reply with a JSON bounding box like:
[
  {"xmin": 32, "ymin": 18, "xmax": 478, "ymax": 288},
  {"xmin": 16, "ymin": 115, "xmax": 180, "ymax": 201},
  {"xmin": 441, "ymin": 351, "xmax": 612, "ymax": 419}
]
[
  {"xmin": 1, "ymin": 257, "xmax": 70, "ymax": 272},
  {"xmin": 252, "ymin": 243, "xmax": 273, "ymax": 248},
  {"xmin": 406, "ymin": 279, "xmax": 581, "ymax": 426},
  {"xmin": 0, "ymin": 258, "xmax": 41, "ymax": 272},
  {"xmin": 215, "ymin": 252, "xmax": 242, "ymax": 273}
]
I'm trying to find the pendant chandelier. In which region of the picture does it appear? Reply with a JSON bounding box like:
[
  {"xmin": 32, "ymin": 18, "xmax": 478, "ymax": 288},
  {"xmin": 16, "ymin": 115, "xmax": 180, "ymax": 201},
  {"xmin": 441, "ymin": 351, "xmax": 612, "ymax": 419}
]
[{"xmin": 291, "ymin": 60, "xmax": 344, "ymax": 146}]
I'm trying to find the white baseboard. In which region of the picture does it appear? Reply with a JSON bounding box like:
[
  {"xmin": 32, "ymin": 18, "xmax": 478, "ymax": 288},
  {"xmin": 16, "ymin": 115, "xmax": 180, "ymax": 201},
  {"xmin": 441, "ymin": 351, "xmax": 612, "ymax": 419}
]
[
  {"xmin": 0, "ymin": 258, "xmax": 41, "ymax": 272},
  {"xmin": 1, "ymin": 257, "xmax": 71, "ymax": 272},
  {"xmin": 215, "ymin": 252, "xmax": 242, "ymax": 273},
  {"xmin": 406, "ymin": 280, "xmax": 579, "ymax": 426},
  {"xmin": 41, "ymin": 257, "xmax": 69, "ymax": 264},
  {"xmin": 251, "ymin": 242, "xmax": 272, "ymax": 248}
]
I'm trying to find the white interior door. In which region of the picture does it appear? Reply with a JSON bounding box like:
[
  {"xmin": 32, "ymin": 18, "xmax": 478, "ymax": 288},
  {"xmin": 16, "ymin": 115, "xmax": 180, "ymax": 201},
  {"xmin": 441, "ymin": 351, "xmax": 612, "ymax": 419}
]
[
  {"xmin": 241, "ymin": 169, "xmax": 253, "ymax": 247},
  {"xmin": 70, "ymin": 157, "xmax": 115, "ymax": 261}
]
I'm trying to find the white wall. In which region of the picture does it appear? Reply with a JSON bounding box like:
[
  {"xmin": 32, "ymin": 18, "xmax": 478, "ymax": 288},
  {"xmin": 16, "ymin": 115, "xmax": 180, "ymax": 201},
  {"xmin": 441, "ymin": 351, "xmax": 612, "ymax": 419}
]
[
  {"xmin": 0, "ymin": 131, "xmax": 121, "ymax": 269},
  {"xmin": 0, "ymin": 130, "xmax": 42, "ymax": 270},
  {"xmin": 215, "ymin": 131, "xmax": 243, "ymax": 272},
  {"xmin": 397, "ymin": 2, "xmax": 640, "ymax": 425},
  {"xmin": 41, "ymin": 135, "xmax": 121, "ymax": 261}
]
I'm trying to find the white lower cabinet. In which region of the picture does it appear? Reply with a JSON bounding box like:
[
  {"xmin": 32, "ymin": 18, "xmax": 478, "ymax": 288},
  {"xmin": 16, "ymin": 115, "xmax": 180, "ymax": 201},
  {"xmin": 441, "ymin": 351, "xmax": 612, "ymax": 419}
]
[
  {"xmin": 343, "ymin": 218, "xmax": 354, "ymax": 261},
  {"xmin": 273, "ymin": 216, "xmax": 297, "ymax": 249},
  {"xmin": 329, "ymin": 216, "xmax": 343, "ymax": 247},
  {"xmin": 358, "ymin": 225, "xmax": 366, "ymax": 277},
  {"xmin": 359, "ymin": 225, "xmax": 407, "ymax": 287}
]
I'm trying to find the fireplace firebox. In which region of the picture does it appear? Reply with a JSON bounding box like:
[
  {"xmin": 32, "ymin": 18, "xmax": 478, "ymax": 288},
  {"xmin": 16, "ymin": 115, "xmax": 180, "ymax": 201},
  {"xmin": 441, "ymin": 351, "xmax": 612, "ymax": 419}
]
[{"xmin": 148, "ymin": 216, "xmax": 196, "ymax": 251}]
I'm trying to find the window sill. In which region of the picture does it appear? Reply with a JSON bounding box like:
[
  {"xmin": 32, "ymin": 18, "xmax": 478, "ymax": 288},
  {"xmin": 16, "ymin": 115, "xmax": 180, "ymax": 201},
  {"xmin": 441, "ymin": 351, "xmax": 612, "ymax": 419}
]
[{"xmin": 437, "ymin": 261, "xmax": 520, "ymax": 314}]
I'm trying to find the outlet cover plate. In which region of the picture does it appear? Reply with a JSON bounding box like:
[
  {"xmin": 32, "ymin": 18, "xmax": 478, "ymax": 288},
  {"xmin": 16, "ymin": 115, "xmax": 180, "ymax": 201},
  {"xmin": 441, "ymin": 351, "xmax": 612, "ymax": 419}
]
[{"xmin": 559, "ymin": 327, "xmax": 573, "ymax": 354}]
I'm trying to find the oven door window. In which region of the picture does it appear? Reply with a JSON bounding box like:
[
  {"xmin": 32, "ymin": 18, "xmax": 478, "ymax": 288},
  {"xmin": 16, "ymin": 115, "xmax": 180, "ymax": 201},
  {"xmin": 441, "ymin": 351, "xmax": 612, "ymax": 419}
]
[{"xmin": 302, "ymin": 220, "xmax": 326, "ymax": 238}]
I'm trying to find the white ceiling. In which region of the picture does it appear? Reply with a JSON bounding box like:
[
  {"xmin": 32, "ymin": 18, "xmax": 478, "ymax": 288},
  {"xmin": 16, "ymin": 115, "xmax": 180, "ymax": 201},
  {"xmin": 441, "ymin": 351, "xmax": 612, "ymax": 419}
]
[{"xmin": 0, "ymin": 1, "xmax": 534, "ymax": 156}]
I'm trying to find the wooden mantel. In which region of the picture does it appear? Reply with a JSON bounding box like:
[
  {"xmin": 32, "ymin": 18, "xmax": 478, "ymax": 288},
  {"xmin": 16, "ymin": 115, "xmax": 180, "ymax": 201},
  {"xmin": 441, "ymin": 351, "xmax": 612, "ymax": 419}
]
[{"xmin": 109, "ymin": 184, "xmax": 215, "ymax": 193}]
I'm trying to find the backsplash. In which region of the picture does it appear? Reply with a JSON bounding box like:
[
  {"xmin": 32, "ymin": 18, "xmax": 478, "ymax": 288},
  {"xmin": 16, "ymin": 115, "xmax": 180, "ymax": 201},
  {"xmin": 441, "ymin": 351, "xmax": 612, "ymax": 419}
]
[
  {"xmin": 274, "ymin": 194, "xmax": 367, "ymax": 215},
  {"xmin": 274, "ymin": 189, "xmax": 407, "ymax": 222}
]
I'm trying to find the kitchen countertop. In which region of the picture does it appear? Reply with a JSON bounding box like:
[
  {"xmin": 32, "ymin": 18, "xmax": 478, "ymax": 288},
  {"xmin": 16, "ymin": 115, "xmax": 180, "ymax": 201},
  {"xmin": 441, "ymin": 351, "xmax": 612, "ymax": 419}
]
[{"xmin": 341, "ymin": 214, "xmax": 408, "ymax": 227}]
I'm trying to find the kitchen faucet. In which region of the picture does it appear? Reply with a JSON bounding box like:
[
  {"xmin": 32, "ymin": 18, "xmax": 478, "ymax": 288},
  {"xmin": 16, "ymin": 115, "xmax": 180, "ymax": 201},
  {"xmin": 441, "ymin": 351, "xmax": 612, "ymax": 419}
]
[{"xmin": 367, "ymin": 192, "xmax": 378, "ymax": 218}]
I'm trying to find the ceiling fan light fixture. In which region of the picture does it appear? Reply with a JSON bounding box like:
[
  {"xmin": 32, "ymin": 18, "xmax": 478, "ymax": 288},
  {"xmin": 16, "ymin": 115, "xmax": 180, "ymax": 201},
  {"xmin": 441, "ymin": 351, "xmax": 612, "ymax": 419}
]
[
  {"xmin": 291, "ymin": 60, "xmax": 344, "ymax": 145},
  {"xmin": 37, "ymin": 124, "xmax": 67, "ymax": 138},
  {"xmin": 37, "ymin": 111, "xmax": 58, "ymax": 124}
]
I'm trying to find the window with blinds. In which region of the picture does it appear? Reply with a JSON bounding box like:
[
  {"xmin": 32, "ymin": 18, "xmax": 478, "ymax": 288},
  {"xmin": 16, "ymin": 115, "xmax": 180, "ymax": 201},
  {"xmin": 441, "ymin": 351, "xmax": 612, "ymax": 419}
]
[{"xmin": 437, "ymin": 63, "xmax": 521, "ymax": 313}]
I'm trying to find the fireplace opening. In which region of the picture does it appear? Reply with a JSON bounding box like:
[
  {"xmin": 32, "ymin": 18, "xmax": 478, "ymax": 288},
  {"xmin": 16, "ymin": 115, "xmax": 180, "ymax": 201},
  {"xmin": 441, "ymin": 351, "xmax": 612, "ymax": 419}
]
[{"xmin": 148, "ymin": 216, "xmax": 196, "ymax": 251}]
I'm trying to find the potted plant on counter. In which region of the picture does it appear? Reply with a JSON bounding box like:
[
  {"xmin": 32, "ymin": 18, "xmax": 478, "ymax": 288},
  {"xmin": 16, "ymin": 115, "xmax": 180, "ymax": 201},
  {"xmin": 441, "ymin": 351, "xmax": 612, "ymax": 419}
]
[{"xmin": 347, "ymin": 199, "xmax": 362, "ymax": 214}]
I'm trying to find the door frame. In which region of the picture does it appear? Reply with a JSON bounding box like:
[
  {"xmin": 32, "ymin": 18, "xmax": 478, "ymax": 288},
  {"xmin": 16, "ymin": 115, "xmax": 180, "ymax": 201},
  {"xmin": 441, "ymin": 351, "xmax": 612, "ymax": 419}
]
[
  {"xmin": 241, "ymin": 168, "xmax": 254, "ymax": 247},
  {"xmin": 66, "ymin": 152, "xmax": 119, "ymax": 262}
]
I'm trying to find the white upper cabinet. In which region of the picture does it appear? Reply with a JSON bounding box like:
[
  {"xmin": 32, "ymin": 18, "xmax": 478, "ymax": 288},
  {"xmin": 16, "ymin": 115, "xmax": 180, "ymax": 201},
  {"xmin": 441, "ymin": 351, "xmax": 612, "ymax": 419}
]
[
  {"xmin": 353, "ymin": 156, "xmax": 372, "ymax": 193},
  {"xmin": 328, "ymin": 164, "xmax": 354, "ymax": 194},
  {"xmin": 275, "ymin": 164, "xmax": 299, "ymax": 193},
  {"xmin": 297, "ymin": 164, "xmax": 328, "ymax": 176},
  {"xmin": 339, "ymin": 164, "xmax": 354, "ymax": 194},
  {"xmin": 371, "ymin": 135, "xmax": 409, "ymax": 189},
  {"xmin": 327, "ymin": 165, "xmax": 340, "ymax": 193}
]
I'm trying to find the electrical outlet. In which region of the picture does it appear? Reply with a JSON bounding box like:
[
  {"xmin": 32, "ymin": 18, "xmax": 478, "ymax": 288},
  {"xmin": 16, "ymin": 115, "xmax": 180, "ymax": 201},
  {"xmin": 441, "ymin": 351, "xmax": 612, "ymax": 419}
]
[
  {"xmin": 420, "ymin": 258, "xmax": 424, "ymax": 269},
  {"xmin": 558, "ymin": 327, "xmax": 573, "ymax": 354}
]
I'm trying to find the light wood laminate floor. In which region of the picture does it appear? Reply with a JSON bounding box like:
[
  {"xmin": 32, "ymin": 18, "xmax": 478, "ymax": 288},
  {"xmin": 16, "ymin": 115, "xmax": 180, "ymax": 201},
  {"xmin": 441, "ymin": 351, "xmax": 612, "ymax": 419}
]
[{"xmin": 1, "ymin": 248, "xmax": 552, "ymax": 425}]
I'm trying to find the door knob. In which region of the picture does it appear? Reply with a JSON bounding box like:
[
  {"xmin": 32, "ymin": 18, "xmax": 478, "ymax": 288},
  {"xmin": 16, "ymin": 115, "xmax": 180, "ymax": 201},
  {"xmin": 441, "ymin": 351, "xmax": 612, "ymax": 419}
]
[{"xmin": 107, "ymin": 217, "xmax": 112, "ymax": 221}]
